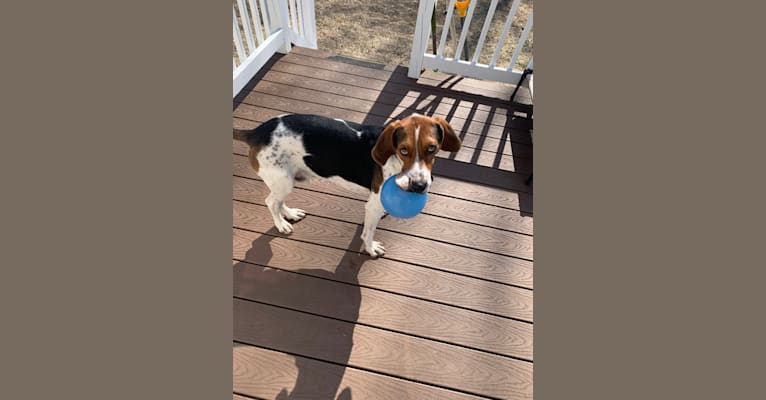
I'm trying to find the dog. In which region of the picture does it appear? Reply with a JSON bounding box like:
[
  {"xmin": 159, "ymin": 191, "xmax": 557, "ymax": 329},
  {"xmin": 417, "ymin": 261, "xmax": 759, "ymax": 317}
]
[{"xmin": 233, "ymin": 113, "xmax": 461, "ymax": 257}]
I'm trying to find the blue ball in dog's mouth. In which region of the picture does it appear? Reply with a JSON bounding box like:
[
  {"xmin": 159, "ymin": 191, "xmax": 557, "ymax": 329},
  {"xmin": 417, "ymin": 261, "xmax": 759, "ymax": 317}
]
[{"xmin": 380, "ymin": 175, "xmax": 427, "ymax": 218}]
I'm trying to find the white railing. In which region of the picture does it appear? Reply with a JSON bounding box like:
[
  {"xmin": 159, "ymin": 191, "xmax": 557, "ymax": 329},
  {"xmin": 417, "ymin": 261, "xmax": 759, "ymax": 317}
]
[
  {"xmin": 233, "ymin": 0, "xmax": 317, "ymax": 98},
  {"xmin": 409, "ymin": 0, "xmax": 533, "ymax": 87}
]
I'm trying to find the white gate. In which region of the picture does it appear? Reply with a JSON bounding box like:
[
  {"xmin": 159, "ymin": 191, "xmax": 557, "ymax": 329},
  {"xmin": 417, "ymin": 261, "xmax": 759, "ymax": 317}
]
[
  {"xmin": 409, "ymin": 0, "xmax": 533, "ymax": 87},
  {"xmin": 233, "ymin": 0, "xmax": 317, "ymax": 98}
]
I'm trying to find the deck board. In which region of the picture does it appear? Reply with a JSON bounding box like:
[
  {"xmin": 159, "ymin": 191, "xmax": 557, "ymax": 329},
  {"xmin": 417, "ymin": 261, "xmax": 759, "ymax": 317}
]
[
  {"xmin": 239, "ymin": 80, "xmax": 533, "ymax": 158},
  {"xmin": 234, "ymin": 262, "xmax": 533, "ymax": 359},
  {"xmin": 234, "ymin": 178, "xmax": 533, "ymax": 252},
  {"xmin": 288, "ymin": 48, "xmax": 532, "ymax": 105},
  {"xmin": 234, "ymin": 344, "xmax": 488, "ymax": 400},
  {"xmin": 234, "ymin": 203, "xmax": 534, "ymax": 292},
  {"xmin": 245, "ymin": 62, "xmax": 523, "ymax": 131},
  {"xmin": 255, "ymin": 68, "xmax": 533, "ymax": 139},
  {"xmin": 234, "ymin": 109, "xmax": 527, "ymax": 173},
  {"xmin": 236, "ymin": 90, "xmax": 524, "ymax": 148},
  {"xmin": 233, "ymin": 47, "xmax": 533, "ymax": 399},
  {"xmin": 236, "ymin": 79, "xmax": 529, "ymax": 143},
  {"xmin": 234, "ymin": 150, "xmax": 533, "ymax": 213},
  {"xmin": 289, "ymin": 46, "xmax": 533, "ymax": 105},
  {"xmin": 234, "ymin": 300, "xmax": 533, "ymax": 400},
  {"xmin": 233, "ymin": 230, "xmax": 532, "ymax": 316},
  {"xmin": 234, "ymin": 175, "xmax": 533, "ymax": 235}
]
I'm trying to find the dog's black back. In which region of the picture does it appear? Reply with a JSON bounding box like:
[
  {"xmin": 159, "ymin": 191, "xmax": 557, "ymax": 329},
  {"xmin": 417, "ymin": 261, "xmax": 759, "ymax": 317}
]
[{"xmin": 234, "ymin": 114, "xmax": 385, "ymax": 190}]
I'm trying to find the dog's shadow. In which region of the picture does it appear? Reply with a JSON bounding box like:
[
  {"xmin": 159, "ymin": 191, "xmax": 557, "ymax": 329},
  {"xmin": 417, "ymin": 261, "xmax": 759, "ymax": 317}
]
[{"xmin": 234, "ymin": 225, "xmax": 369, "ymax": 400}]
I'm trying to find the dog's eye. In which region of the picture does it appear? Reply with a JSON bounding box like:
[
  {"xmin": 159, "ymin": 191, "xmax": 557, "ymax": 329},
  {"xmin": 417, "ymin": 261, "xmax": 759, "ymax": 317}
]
[
  {"xmin": 426, "ymin": 145, "xmax": 437, "ymax": 153},
  {"xmin": 399, "ymin": 148, "xmax": 409, "ymax": 156}
]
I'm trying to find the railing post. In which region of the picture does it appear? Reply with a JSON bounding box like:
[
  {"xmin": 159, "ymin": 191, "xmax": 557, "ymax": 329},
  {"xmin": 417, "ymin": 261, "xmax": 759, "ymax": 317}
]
[
  {"xmin": 301, "ymin": 0, "xmax": 318, "ymax": 49},
  {"xmin": 279, "ymin": 0, "xmax": 292, "ymax": 52},
  {"xmin": 408, "ymin": 0, "xmax": 435, "ymax": 79},
  {"xmin": 264, "ymin": 0, "xmax": 291, "ymax": 53},
  {"xmin": 264, "ymin": 0, "xmax": 281, "ymax": 32}
]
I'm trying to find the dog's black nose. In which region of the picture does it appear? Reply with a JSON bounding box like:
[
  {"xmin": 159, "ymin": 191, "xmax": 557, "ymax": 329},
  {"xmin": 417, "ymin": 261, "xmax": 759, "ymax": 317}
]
[{"xmin": 409, "ymin": 181, "xmax": 427, "ymax": 193}]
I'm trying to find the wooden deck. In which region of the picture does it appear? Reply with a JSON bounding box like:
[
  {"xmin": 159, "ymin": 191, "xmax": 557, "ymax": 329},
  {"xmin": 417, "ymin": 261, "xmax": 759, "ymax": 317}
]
[{"xmin": 233, "ymin": 47, "xmax": 533, "ymax": 400}]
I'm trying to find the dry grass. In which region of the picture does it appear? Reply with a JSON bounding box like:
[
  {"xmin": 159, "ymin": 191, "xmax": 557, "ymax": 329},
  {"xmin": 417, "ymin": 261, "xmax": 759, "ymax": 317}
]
[
  {"xmin": 234, "ymin": 0, "xmax": 533, "ymax": 70},
  {"xmin": 315, "ymin": 0, "xmax": 533, "ymax": 69}
]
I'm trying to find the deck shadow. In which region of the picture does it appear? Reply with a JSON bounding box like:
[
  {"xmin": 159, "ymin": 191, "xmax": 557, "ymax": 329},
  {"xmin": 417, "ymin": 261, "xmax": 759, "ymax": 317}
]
[{"xmin": 234, "ymin": 226, "xmax": 371, "ymax": 400}]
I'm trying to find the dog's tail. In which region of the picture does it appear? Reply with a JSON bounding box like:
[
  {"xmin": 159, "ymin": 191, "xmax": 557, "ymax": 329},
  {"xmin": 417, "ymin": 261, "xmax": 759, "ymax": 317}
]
[
  {"xmin": 233, "ymin": 118, "xmax": 279, "ymax": 147},
  {"xmin": 233, "ymin": 128, "xmax": 250, "ymax": 142}
]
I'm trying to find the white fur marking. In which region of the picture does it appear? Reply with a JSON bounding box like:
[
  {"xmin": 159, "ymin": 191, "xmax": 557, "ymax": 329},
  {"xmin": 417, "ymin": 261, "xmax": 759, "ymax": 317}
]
[
  {"xmin": 396, "ymin": 125, "xmax": 430, "ymax": 190},
  {"xmin": 335, "ymin": 118, "xmax": 363, "ymax": 138},
  {"xmin": 257, "ymin": 122, "xmax": 317, "ymax": 184}
]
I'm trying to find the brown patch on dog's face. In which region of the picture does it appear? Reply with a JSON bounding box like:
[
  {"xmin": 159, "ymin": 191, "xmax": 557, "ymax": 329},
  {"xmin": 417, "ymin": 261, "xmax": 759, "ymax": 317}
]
[{"xmin": 371, "ymin": 114, "xmax": 462, "ymax": 193}]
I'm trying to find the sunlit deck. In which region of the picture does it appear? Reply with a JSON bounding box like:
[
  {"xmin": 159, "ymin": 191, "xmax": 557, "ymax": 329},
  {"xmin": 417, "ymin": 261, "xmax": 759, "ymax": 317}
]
[{"xmin": 233, "ymin": 46, "xmax": 533, "ymax": 400}]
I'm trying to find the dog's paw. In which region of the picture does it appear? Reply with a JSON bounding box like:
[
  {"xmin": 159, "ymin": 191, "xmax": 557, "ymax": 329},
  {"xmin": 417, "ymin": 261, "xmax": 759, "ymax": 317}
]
[
  {"xmin": 274, "ymin": 219, "xmax": 294, "ymax": 234},
  {"xmin": 282, "ymin": 207, "xmax": 306, "ymax": 221},
  {"xmin": 364, "ymin": 241, "xmax": 386, "ymax": 257}
]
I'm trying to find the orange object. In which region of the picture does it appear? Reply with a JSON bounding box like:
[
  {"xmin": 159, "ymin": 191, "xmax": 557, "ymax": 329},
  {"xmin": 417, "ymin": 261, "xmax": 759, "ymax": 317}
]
[{"xmin": 455, "ymin": 0, "xmax": 470, "ymax": 18}]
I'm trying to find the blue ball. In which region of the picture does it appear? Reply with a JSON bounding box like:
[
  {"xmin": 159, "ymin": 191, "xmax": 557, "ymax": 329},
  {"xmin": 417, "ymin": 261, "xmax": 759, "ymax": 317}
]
[{"xmin": 380, "ymin": 175, "xmax": 427, "ymax": 218}]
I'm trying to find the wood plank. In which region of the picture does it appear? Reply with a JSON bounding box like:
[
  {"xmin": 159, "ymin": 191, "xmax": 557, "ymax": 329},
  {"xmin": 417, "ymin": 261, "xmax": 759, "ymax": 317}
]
[
  {"xmin": 237, "ymin": 114, "xmax": 531, "ymax": 191},
  {"xmin": 242, "ymin": 79, "xmax": 533, "ymax": 159},
  {"xmin": 232, "ymin": 111, "xmax": 531, "ymax": 175},
  {"xmin": 234, "ymin": 262, "xmax": 533, "ymax": 359},
  {"xmin": 289, "ymin": 46, "xmax": 530, "ymax": 104},
  {"xmin": 233, "ymin": 152, "xmax": 533, "ymax": 214},
  {"xmin": 233, "ymin": 49, "xmax": 534, "ymax": 400},
  {"xmin": 233, "ymin": 177, "xmax": 533, "ymax": 251},
  {"xmin": 290, "ymin": 46, "xmax": 526, "ymax": 96},
  {"xmin": 433, "ymin": 157, "xmax": 533, "ymax": 195},
  {"xmin": 232, "ymin": 201, "xmax": 532, "ymax": 271},
  {"xmin": 233, "ymin": 174, "xmax": 533, "ymax": 235},
  {"xmin": 258, "ymin": 67, "xmax": 533, "ymax": 142},
  {"xmin": 234, "ymin": 300, "xmax": 533, "ymax": 399},
  {"xmin": 277, "ymin": 54, "xmax": 521, "ymax": 129},
  {"xmin": 236, "ymin": 67, "xmax": 530, "ymax": 143},
  {"xmin": 232, "ymin": 119, "xmax": 527, "ymax": 178},
  {"xmin": 232, "ymin": 228, "xmax": 533, "ymax": 314},
  {"xmin": 233, "ymin": 201, "xmax": 534, "ymax": 279},
  {"xmin": 234, "ymin": 344, "xmax": 489, "ymax": 400},
  {"xmin": 417, "ymin": 70, "xmax": 531, "ymax": 104},
  {"xmin": 233, "ymin": 111, "xmax": 530, "ymax": 190},
  {"xmin": 264, "ymin": 58, "xmax": 529, "ymax": 125},
  {"xmin": 234, "ymin": 93, "xmax": 524, "ymax": 154},
  {"xmin": 285, "ymin": 49, "xmax": 396, "ymax": 81}
]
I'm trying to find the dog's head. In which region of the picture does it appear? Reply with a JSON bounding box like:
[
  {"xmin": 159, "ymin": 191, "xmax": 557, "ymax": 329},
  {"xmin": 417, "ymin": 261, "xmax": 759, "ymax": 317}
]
[{"xmin": 371, "ymin": 114, "xmax": 461, "ymax": 193}]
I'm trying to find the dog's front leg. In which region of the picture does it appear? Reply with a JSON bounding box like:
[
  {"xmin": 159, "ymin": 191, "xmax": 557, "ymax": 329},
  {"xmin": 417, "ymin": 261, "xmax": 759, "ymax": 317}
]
[{"xmin": 361, "ymin": 192, "xmax": 386, "ymax": 257}]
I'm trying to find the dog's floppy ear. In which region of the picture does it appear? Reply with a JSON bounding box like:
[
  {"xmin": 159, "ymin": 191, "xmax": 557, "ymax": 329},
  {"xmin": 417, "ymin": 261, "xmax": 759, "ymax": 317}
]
[
  {"xmin": 372, "ymin": 120, "xmax": 402, "ymax": 165},
  {"xmin": 433, "ymin": 117, "xmax": 461, "ymax": 152}
]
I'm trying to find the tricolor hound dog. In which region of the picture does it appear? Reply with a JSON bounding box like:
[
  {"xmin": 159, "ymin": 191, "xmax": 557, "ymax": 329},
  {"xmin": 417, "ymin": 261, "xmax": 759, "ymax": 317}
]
[{"xmin": 233, "ymin": 113, "xmax": 461, "ymax": 257}]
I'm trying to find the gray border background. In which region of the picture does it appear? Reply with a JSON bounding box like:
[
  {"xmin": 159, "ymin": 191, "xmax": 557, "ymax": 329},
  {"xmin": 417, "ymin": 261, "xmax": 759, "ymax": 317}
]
[
  {"xmin": 2, "ymin": 1, "xmax": 765, "ymax": 399},
  {"xmin": 1, "ymin": 1, "xmax": 232, "ymax": 399},
  {"xmin": 535, "ymin": 1, "xmax": 766, "ymax": 399}
]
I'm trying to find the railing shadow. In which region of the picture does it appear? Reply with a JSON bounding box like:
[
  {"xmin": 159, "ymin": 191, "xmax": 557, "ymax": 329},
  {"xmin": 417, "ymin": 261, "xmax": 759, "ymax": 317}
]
[
  {"xmin": 233, "ymin": 225, "xmax": 370, "ymax": 400},
  {"xmin": 359, "ymin": 64, "xmax": 533, "ymax": 215}
]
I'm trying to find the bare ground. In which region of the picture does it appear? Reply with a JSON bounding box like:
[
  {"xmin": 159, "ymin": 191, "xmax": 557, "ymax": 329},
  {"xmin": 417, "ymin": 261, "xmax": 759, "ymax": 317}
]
[
  {"xmin": 234, "ymin": 0, "xmax": 533, "ymax": 70},
  {"xmin": 315, "ymin": 0, "xmax": 533, "ymax": 69}
]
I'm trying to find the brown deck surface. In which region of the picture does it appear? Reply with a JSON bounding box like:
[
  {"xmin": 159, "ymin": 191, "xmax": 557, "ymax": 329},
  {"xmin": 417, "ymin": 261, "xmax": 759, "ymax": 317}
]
[{"xmin": 233, "ymin": 46, "xmax": 533, "ymax": 400}]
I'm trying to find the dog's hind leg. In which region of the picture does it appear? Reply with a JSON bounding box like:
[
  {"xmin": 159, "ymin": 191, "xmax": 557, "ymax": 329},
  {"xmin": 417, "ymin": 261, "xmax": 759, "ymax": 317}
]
[{"xmin": 259, "ymin": 168, "xmax": 297, "ymax": 234}]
